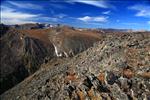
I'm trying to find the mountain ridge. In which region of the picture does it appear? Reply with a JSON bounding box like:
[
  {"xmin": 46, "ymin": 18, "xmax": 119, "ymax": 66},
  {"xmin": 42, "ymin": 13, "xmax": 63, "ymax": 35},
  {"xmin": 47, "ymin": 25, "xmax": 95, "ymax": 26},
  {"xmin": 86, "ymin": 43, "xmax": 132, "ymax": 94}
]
[
  {"xmin": 1, "ymin": 31, "xmax": 150, "ymax": 100},
  {"xmin": 0, "ymin": 24, "xmax": 102, "ymax": 94}
]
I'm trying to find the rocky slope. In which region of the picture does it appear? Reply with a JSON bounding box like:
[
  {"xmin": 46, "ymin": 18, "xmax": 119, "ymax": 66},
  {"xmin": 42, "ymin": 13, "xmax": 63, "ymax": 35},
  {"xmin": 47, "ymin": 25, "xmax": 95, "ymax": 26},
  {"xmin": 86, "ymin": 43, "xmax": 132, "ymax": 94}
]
[
  {"xmin": 1, "ymin": 32, "xmax": 149, "ymax": 100},
  {"xmin": 0, "ymin": 25, "xmax": 101, "ymax": 94}
]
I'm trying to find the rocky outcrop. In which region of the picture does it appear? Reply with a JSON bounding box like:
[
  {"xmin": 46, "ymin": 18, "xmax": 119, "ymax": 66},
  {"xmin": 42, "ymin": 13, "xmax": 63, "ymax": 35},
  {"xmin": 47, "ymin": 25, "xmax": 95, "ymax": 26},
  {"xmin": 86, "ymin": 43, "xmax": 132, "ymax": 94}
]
[
  {"xmin": 0, "ymin": 29, "xmax": 55, "ymax": 94},
  {"xmin": 1, "ymin": 32, "xmax": 149, "ymax": 100}
]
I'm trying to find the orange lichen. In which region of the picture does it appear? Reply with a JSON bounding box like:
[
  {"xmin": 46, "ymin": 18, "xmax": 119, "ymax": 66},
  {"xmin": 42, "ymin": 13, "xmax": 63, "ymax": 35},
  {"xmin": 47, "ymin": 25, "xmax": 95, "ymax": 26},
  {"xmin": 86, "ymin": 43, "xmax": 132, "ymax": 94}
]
[
  {"xmin": 88, "ymin": 88, "xmax": 96, "ymax": 100},
  {"xmin": 88, "ymin": 88, "xmax": 102, "ymax": 100},
  {"xmin": 123, "ymin": 69, "xmax": 134, "ymax": 79},
  {"xmin": 138, "ymin": 72, "xmax": 150, "ymax": 78},
  {"xmin": 77, "ymin": 90, "xmax": 85, "ymax": 100},
  {"xmin": 65, "ymin": 71, "xmax": 77, "ymax": 83},
  {"xmin": 97, "ymin": 72, "xmax": 105, "ymax": 84},
  {"xmin": 66, "ymin": 73, "xmax": 76, "ymax": 81}
]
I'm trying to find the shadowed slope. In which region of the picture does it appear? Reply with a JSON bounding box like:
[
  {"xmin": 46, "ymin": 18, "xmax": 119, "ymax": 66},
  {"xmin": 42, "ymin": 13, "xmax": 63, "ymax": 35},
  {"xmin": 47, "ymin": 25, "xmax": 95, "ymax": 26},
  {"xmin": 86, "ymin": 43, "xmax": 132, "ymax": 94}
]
[{"xmin": 0, "ymin": 28, "xmax": 55, "ymax": 94}]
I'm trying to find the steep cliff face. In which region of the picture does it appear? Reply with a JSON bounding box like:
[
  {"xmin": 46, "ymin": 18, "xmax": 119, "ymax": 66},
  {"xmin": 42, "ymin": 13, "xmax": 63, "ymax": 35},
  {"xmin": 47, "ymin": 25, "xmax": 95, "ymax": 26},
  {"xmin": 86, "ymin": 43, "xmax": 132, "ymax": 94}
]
[
  {"xmin": 22, "ymin": 36, "xmax": 55, "ymax": 73},
  {"xmin": 49, "ymin": 26, "xmax": 101, "ymax": 57},
  {"xmin": 1, "ymin": 32, "xmax": 149, "ymax": 100},
  {"xmin": 0, "ymin": 28, "xmax": 55, "ymax": 94}
]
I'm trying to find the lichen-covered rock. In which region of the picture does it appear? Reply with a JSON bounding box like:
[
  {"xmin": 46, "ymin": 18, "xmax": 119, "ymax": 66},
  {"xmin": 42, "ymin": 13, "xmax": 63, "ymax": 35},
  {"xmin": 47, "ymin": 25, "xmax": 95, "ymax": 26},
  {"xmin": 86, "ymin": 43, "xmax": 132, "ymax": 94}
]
[{"xmin": 110, "ymin": 83, "xmax": 128, "ymax": 100}]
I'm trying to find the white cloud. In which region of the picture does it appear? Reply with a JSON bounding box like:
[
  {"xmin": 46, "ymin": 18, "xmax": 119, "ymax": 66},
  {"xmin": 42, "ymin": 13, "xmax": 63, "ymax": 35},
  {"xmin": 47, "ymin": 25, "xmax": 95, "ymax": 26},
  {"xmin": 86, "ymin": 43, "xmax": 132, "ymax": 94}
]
[
  {"xmin": 8, "ymin": 1, "xmax": 43, "ymax": 10},
  {"xmin": 128, "ymin": 4, "xmax": 150, "ymax": 18},
  {"xmin": 70, "ymin": 0, "xmax": 114, "ymax": 8},
  {"xmin": 1, "ymin": 6, "xmax": 40, "ymax": 24},
  {"xmin": 2, "ymin": 10, "xmax": 40, "ymax": 19},
  {"xmin": 0, "ymin": 3, "xmax": 61, "ymax": 25},
  {"xmin": 41, "ymin": 17, "xmax": 58, "ymax": 22},
  {"xmin": 1, "ymin": 19, "xmax": 36, "ymax": 25},
  {"xmin": 102, "ymin": 10, "xmax": 111, "ymax": 15},
  {"xmin": 78, "ymin": 16, "xmax": 108, "ymax": 22},
  {"xmin": 78, "ymin": 16, "xmax": 91, "ymax": 22},
  {"xmin": 55, "ymin": 13, "xmax": 67, "ymax": 18}
]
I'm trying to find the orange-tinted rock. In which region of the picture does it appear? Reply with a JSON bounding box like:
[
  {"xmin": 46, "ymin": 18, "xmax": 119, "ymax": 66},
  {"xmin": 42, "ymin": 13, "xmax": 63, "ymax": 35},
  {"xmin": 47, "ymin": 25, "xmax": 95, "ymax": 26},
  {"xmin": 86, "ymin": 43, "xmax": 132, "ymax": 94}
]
[
  {"xmin": 65, "ymin": 71, "xmax": 77, "ymax": 83},
  {"xmin": 97, "ymin": 72, "xmax": 105, "ymax": 84},
  {"xmin": 87, "ymin": 87, "xmax": 102, "ymax": 100},
  {"xmin": 87, "ymin": 87, "xmax": 95, "ymax": 99},
  {"xmin": 123, "ymin": 69, "xmax": 134, "ymax": 79},
  {"xmin": 77, "ymin": 90, "xmax": 85, "ymax": 100},
  {"xmin": 139, "ymin": 72, "xmax": 150, "ymax": 78}
]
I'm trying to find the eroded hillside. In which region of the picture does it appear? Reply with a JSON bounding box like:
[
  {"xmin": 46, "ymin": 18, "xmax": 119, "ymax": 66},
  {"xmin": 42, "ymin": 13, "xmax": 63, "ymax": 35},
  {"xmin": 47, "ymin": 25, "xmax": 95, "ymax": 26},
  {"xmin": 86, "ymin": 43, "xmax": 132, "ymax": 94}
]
[
  {"xmin": 1, "ymin": 32, "xmax": 149, "ymax": 100},
  {"xmin": 48, "ymin": 26, "xmax": 102, "ymax": 57},
  {"xmin": 0, "ymin": 25, "xmax": 101, "ymax": 94},
  {"xmin": 0, "ymin": 28, "xmax": 55, "ymax": 94}
]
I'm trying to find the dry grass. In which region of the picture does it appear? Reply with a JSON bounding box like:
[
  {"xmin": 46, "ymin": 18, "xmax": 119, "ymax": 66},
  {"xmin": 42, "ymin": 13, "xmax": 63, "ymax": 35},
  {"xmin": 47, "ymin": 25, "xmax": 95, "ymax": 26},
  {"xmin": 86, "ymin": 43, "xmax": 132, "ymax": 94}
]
[
  {"xmin": 19, "ymin": 29, "xmax": 51, "ymax": 44},
  {"xmin": 19, "ymin": 27, "xmax": 102, "ymax": 45}
]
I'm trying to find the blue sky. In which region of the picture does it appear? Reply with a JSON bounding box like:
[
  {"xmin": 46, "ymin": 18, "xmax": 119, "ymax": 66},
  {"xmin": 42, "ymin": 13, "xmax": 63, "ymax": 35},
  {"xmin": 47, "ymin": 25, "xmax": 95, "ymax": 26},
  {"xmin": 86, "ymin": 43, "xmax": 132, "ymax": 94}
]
[{"xmin": 1, "ymin": 0, "xmax": 150, "ymax": 30}]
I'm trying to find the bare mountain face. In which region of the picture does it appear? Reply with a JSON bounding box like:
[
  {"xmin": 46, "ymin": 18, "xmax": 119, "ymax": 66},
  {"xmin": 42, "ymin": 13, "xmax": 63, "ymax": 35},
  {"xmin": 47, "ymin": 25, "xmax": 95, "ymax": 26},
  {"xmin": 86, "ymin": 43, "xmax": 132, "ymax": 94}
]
[
  {"xmin": 0, "ymin": 24, "xmax": 101, "ymax": 94},
  {"xmin": 0, "ymin": 28, "xmax": 55, "ymax": 94},
  {"xmin": 49, "ymin": 26, "xmax": 101, "ymax": 57},
  {"xmin": 0, "ymin": 27, "xmax": 54, "ymax": 94},
  {"xmin": 1, "ymin": 31, "xmax": 149, "ymax": 100}
]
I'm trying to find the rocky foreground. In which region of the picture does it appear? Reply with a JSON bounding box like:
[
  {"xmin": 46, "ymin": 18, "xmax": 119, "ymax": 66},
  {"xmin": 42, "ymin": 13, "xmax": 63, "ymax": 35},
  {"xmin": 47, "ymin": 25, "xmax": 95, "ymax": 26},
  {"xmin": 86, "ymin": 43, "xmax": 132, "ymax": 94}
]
[{"xmin": 1, "ymin": 32, "xmax": 150, "ymax": 100}]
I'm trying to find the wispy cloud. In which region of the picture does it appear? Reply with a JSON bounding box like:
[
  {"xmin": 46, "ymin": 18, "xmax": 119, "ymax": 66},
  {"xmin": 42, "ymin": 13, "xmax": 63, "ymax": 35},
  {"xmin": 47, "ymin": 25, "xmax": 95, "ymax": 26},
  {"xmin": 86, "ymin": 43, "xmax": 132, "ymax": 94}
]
[
  {"xmin": 1, "ymin": 5, "xmax": 59, "ymax": 25},
  {"xmin": 1, "ymin": 0, "xmax": 62, "ymax": 25},
  {"xmin": 8, "ymin": 1, "xmax": 43, "ymax": 10},
  {"xmin": 102, "ymin": 10, "xmax": 111, "ymax": 15},
  {"xmin": 41, "ymin": 17, "xmax": 58, "ymax": 22},
  {"xmin": 128, "ymin": 4, "xmax": 150, "ymax": 18},
  {"xmin": 1, "ymin": 6, "xmax": 40, "ymax": 24},
  {"xmin": 1, "ymin": 6, "xmax": 40, "ymax": 19},
  {"xmin": 49, "ymin": 3, "xmax": 66, "ymax": 9},
  {"xmin": 70, "ymin": 0, "xmax": 114, "ymax": 9},
  {"xmin": 78, "ymin": 16, "xmax": 108, "ymax": 22},
  {"xmin": 55, "ymin": 13, "xmax": 67, "ymax": 18},
  {"xmin": 148, "ymin": 21, "xmax": 150, "ymax": 24}
]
